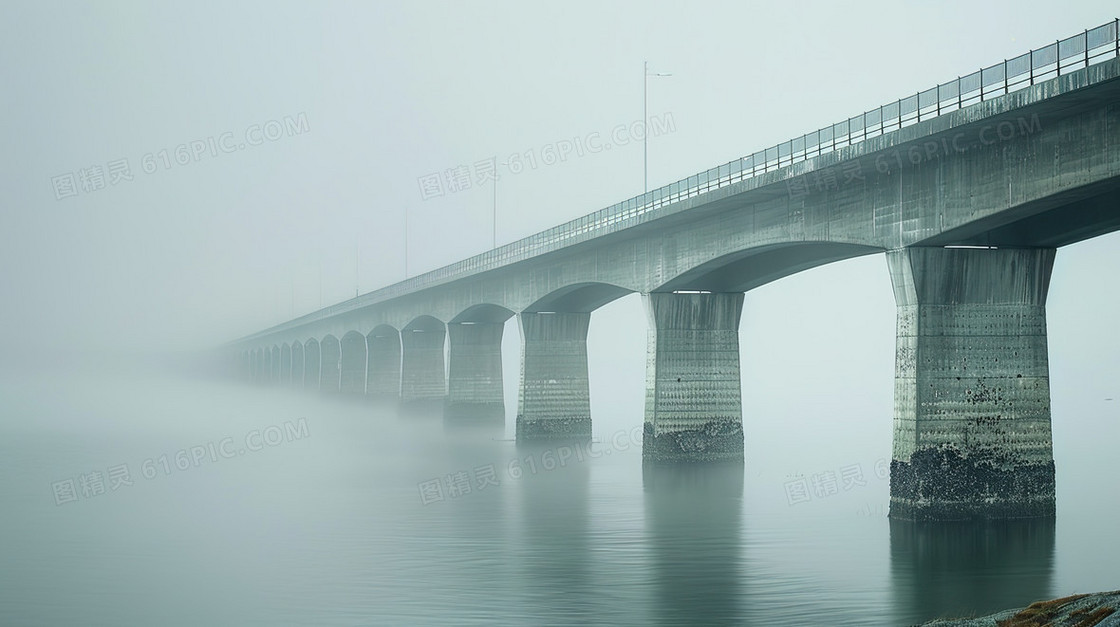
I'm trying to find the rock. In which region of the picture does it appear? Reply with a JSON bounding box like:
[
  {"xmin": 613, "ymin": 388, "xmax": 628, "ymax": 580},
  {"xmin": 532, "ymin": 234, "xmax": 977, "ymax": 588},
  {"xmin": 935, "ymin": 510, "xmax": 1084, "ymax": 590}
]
[{"xmin": 915, "ymin": 590, "xmax": 1120, "ymax": 626}]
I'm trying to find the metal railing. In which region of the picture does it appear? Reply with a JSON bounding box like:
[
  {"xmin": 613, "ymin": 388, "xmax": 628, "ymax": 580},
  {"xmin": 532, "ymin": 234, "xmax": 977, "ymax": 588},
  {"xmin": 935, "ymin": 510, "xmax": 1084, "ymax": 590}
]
[{"xmin": 242, "ymin": 19, "xmax": 1119, "ymax": 343}]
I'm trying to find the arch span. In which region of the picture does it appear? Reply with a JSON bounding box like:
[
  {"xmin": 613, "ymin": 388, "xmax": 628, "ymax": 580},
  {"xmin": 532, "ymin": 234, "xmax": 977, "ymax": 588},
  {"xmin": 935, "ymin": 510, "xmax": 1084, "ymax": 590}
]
[
  {"xmin": 525, "ymin": 282, "xmax": 634, "ymax": 313},
  {"xmin": 655, "ymin": 241, "xmax": 884, "ymax": 293},
  {"xmin": 450, "ymin": 303, "xmax": 515, "ymax": 324}
]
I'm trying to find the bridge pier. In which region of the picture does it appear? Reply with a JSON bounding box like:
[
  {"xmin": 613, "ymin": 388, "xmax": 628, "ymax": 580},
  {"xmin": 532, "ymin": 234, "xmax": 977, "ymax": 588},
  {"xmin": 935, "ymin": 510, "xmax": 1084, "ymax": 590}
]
[
  {"xmin": 446, "ymin": 321, "xmax": 505, "ymax": 419},
  {"xmin": 516, "ymin": 312, "xmax": 592, "ymax": 441},
  {"xmin": 643, "ymin": 292, "xmax": 745, "ymax": 463},
  {"xmin": 401, "ymin": 319, "xmax": 446, "ymax": 405},
  {"xmin": 366, "ymin": 327, "xmax": 401, "ymax": 402},
  {"xmin": 340, "ymin": 332, "xmax": 367, "ymax": 394},
  {"xmin": 887, "ymin": 247, "xmax": 1056, "ymax": 521}
]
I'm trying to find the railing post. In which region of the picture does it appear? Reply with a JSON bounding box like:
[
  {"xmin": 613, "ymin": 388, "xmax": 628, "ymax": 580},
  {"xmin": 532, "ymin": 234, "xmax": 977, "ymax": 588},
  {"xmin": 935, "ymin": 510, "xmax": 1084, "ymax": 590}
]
[
  {"xmin": 1029, "ymin": 50, "xmax": 1034, "ymax": 84},
  {"xmin": 1056, "ymin": 40, "xmax": 1061, "ymax": 76},
  {"xmin": 1003, "ymin": 59, "xmax": 1009, "ymax": 95},
  {"xmin": 958, "ymin": 77, "xmax": 963, "ymax": 108}
]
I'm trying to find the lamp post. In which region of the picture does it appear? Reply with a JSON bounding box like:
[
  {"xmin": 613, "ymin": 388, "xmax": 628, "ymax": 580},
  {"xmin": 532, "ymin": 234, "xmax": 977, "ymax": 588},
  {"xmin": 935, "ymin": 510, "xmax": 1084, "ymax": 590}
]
[
  {"xmin": 490, "ymin": 158, "xmax": 511, "ymax": 249},
  {"xmin": 644, "ymin": 60, "xmax": 672, "ymax": 193}
]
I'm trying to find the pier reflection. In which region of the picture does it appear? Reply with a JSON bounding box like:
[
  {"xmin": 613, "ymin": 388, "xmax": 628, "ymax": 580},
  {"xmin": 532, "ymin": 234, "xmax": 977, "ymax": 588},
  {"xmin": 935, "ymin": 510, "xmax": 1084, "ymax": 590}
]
[
  {"xmin": 889, "ymin": 517, "xmax": 1055, "ymax": 625},
  {"xmin": 642, "ymin": 462, "xmax": 745, "ymax": 626}
]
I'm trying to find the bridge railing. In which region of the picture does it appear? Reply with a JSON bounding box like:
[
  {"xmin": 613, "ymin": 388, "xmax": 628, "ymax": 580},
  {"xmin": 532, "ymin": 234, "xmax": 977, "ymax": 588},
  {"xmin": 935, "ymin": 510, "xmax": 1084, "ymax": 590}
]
[
  {"xmin": 403, "ymin": 20, "xmax": 1119, "ymax": 293},
  {"xmin": 237, "ymin": 19, "xmax": 1119, "ymax": 344}
]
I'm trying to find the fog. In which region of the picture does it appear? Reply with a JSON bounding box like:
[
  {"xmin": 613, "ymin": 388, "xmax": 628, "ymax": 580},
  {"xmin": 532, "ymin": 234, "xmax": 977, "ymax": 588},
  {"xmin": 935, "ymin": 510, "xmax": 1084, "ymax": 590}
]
[
  {"xmin": 2, "ymin": 1, "xmax": 1117, "ymax": 355},
  {"xmin": 2, "ymin": 2, "xmax": 1118, "ymax": 625}
]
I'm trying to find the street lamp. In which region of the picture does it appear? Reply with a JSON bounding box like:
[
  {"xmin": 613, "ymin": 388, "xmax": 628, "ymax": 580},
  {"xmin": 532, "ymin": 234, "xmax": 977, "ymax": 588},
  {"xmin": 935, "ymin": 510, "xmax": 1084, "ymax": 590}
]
[
  {"xmin": 644, "ymin": 60, "xmax": 671, "ymax": 193},
  {"xmin": 491, "ymin": 158, "xmax": 512, "ymax": 249}
]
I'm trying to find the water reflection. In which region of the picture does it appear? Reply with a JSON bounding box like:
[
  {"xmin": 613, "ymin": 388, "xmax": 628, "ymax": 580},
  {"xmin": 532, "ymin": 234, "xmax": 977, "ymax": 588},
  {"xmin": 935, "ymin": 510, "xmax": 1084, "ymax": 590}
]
[
  {"xmin": 514, "ymin": 442, "xmax": 592, "ymax": 624},
  {"xmin": 642, "ymin": 462, "xmax": 745, "ymax": 626},
  {"xmin": 889, "ymin": 517, "xmax": 1055, "ymax": 625}
]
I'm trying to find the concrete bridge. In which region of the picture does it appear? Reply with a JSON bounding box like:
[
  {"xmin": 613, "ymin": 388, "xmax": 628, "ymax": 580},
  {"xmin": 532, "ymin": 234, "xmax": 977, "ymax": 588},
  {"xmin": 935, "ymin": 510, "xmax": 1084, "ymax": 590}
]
[{"xmin": 228, "ymin": 21, "xmax": 1120, "ymax": 521}]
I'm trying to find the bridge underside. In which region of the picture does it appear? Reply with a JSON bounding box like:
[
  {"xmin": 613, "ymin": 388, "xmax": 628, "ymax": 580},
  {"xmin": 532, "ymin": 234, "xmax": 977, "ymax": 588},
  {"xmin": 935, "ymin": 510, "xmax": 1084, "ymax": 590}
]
[{"xmin": 232, "ymin": 54, "xmax": 1120, "ymax": 520}]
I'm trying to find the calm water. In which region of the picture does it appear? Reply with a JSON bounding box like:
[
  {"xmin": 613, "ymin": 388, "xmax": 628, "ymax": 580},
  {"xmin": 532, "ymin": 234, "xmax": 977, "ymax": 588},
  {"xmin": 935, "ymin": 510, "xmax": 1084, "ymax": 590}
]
[{"xmin": 1, "ymin": 362, "xmax": 1117, "ymax": 626}]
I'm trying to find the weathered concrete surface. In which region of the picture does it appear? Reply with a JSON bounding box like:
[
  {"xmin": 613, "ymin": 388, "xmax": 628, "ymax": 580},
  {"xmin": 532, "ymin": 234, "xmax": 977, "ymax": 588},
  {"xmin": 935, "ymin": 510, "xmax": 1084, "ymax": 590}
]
[
  {"xmin": 365, "ymin": 326, "xmax": 400, "ymax": 401},
  {"xmin": 887, "ymin": 247, "xmax": 1056, "ymax": 520},
  {"xmin": 643, "ymin": 292, "xmax": 745, "ymax": 462},
  {"xmin": 915, "ymin": 590, "xmax": 1120, "ymax": 626},
  {"xmin": 400, "ymin": 318, "xmax": 446, "ymax": 404},
  {"xmin": 446, "ymin": 321, "xmax": 505, "ymax": 419},
  {"xmin": 516, "ymin": 312, "xmax": 591, "ymax": 441}
]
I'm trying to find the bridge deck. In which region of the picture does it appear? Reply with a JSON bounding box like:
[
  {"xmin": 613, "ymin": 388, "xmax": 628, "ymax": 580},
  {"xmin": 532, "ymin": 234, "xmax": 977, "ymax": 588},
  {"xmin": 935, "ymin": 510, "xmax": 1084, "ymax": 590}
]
[{"xmin": 233, "ymin": 19, "xmax": 1119, "ymax": 347}]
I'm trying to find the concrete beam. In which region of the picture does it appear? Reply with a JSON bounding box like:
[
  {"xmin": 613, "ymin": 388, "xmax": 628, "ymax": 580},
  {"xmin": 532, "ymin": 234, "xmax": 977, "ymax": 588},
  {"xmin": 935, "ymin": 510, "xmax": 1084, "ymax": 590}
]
[
  {"xmin": 643, "ymin": 292, "xmax": 745, "ymax": 463},
  {"xmin": 887, "ymin": 246, "xmax": 1056, "ymax": 520},
  {"xmin": 446, "ymin": 321, "xmax": 505, "ymax": 420},
  {"xmin": 516, "ymin": 312, "xmax": 591, "ymax": 441}
]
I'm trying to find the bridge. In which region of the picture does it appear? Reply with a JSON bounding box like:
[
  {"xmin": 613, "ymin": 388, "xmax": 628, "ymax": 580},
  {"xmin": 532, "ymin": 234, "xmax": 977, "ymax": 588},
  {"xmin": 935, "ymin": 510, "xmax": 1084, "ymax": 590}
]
[{"xmin": 227, "ymin": 20, "xmax": 1120, "ymax": 521}]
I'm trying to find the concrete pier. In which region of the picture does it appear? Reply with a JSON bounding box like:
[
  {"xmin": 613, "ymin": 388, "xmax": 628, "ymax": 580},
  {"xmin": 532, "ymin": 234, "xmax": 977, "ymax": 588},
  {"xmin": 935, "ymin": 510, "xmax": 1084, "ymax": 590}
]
[
  {"xmin": 340, "ymin": 331, "xmax": 367, "ymax": 394},
  {"xmin": 643, "ymin": 292, "xmax": 745, "ymax": 463},
  {"xmin": 887, "ymin": 247, "xmax": 1056, "ymax": 521},
  {"xmin": 303, "ymin": 339, "xmax": 320, "ymax": 391},
  {"xmin": 280, "ymin": 344, "xmax": 292, "ymax": 385},
  {"xmin": 321, "ymin": 335, "xmax": 341, "ymax": 393},
  {"xmin": 516, "ymin": 312, "xmax": 591, "ymax": 441},
  {"xmin": 366, "ymin": 326, "xmax": 401, "ymax": 401},
  {"xmin": 446, "ymin": 321, "xmax": 505, "ymax": 419},
  {"xmin": 291, "ymin": 341, "xmax": 304, "ymax": 388},
  {"xmin": 401, "ymin": 317, "xmax": 446, "ymax": 405}
]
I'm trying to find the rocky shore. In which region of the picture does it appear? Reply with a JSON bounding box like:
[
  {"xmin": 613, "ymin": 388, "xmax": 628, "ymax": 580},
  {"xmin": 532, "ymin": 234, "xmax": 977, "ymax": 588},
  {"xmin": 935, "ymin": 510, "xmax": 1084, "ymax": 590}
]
[{"xmin": 916, "ymin": 591, "xmax": 1120, "ymax": 626}]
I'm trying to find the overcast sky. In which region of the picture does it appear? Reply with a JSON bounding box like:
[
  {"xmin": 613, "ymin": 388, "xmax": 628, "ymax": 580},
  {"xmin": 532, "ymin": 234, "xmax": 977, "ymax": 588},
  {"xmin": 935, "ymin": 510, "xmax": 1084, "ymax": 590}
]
[{"xmin": 1, "ymin": 1, "xmax": 1117, "ymax": 356}]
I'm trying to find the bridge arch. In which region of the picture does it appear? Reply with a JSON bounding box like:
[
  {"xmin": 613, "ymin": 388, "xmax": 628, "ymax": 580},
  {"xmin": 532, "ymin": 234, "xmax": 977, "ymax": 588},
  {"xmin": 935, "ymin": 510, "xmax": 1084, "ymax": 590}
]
[
  {"xmin": 340, "ymin": 331, "xmax": 367, "ymax": 394},
  {"xmin": 303, "ymin": 338, "xmax": 321, "ymax": 391},
  {"xmin": 525, "ymin": 282, "xmax": 634, "ymax": 313},
  {"xmin": 366, "ymin": 325, "xmax": 401, "ymax": 400},
  {"xmin": 654, "ymin": 241, "xmax": 885, "ymax": 293},
  {"xmin": 450, "ymin": 303, "xmax": 515, "ymax": 324},
  {"xmin": 321, "ymin": 334, "xmax": 342, "ymax": 393}
]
